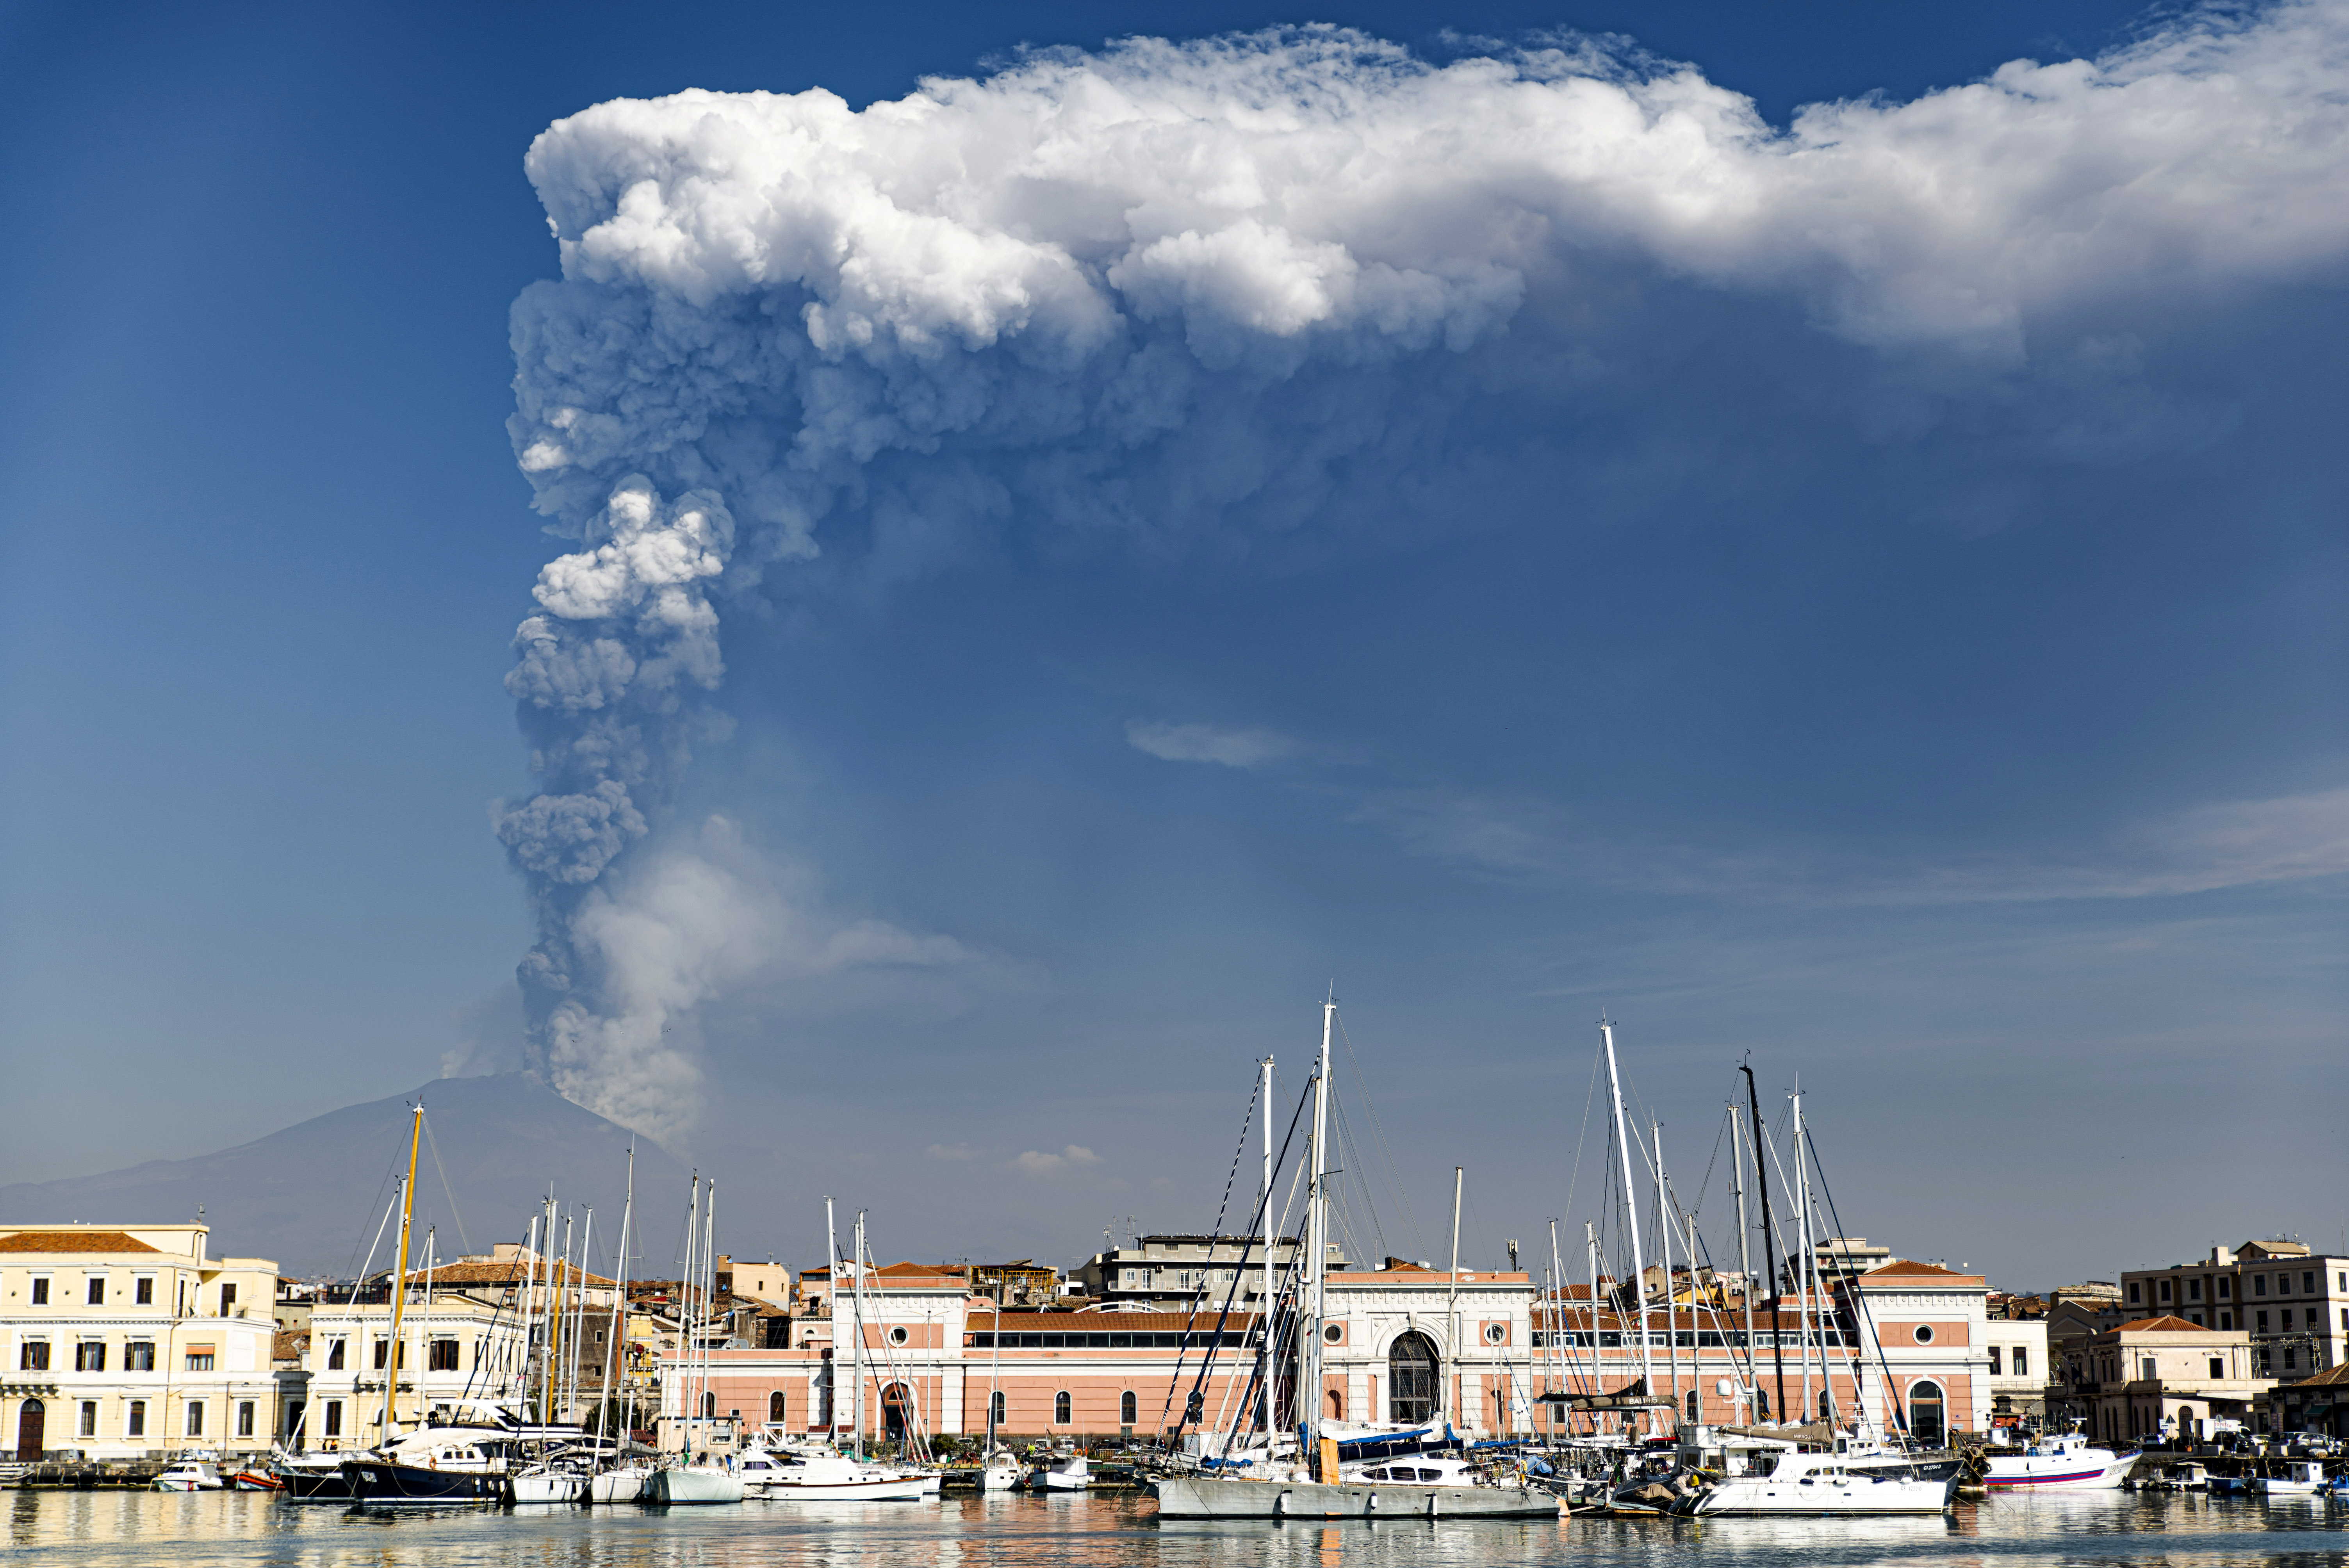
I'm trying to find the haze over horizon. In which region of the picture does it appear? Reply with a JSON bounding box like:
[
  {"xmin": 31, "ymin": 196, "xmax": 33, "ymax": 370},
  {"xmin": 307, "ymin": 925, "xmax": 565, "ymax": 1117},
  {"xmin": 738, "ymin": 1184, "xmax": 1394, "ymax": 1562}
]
[{"xmin": 2, "ymin": 0, "xmax": 2342, "ymax": 1292}]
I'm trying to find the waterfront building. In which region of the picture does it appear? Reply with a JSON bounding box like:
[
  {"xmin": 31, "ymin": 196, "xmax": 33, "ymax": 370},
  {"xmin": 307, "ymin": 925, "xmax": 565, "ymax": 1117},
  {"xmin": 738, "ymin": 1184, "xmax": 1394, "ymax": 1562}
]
[
  {"xmin": 1073, "ymin": 1235, "xmax": 1342, "ymax": 1310},
  {"xmin": 2117, "ymin": 1238, "xmax": 2347, "ymax": 1431},
  {"xmin": 1982, "ymin": 1305, "xmax": 2050, "ymax": 1429},
  {"xmin": 0, "ymin": 1224, "xmax": 291, "ymax": 1460},
  {"xmin": 2073, "ymin": 1315, "xmax": 2269, "ymax": 1444}
]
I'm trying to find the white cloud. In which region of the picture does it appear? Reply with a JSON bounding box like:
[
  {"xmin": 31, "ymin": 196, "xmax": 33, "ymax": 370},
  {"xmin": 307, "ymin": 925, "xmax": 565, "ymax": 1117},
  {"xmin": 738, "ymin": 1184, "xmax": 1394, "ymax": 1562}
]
[
  {"xmin": 1126, "ymin": 719, "xmax": 1301, "ymax": 769},
  {"xmin": 1012, "ymin": 1145, "xmax": 1103, "ymax": 1175},
  {"xmin": 1353, "ymin": 784, "xmax": 2349, "ymax": 906}
]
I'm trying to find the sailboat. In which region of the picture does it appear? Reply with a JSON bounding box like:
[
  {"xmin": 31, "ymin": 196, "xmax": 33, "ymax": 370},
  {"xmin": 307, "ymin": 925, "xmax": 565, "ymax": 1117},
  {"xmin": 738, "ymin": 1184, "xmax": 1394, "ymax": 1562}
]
[
  {"xmin": 1148, "ymin": 999, "xmax": 1560, "ymax": 1521},
  {"xmin": 589, "ymin": 1147, "xmax": 654, "ymax": 1504},
  {"xmin": 643, "ymin": 1176, "xmax": 745, "ymax": 1504}
]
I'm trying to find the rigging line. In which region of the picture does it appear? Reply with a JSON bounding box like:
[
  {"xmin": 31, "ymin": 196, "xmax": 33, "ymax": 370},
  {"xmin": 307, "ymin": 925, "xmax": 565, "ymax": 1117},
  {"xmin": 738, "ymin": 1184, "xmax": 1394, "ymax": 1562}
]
[
  {"xmin": 1805, "ymin": 1125, "xmax": 1909, "ymax": 1442},
  {"xmin": 1158, "ymin": 1072, "xmax": 1308, "ymax": 1439},
  {"xmin": 1332, "ymin": 1010, "xmax": 1426, "ymax": 1262},
  {"xmin": 421, "ymin": 1112, "xmax": 472, "ymax": 1259},
  {"xmin": 1556, "ymin": 1039, "xmax": 1606, "ymax": 1281},
  {"xmin": 1328, "ymin": 1091, "xmax": 1386, "ymax": 1265},
  {"xmin": 1171, "ymin": 1091, "xmax": 1308, "ymax": 1448}
]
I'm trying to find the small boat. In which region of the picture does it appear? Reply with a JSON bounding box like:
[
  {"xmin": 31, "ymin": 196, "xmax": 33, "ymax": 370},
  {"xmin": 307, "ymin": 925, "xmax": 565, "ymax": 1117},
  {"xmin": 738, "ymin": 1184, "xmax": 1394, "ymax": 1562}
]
[
  {"xmin": 589, "ymin": 1461, "xmax": 653, "ymax": 1504},
  {"xmin": 509, "ymin": 1458, "xmax": 590, "ymax": 1504},
  {"xmin": 1979, "ymin": 1431, "xmax": 2137, "ymax": 1491},
  {"xmin": 643, "ymin": 1459, "xmax": 746, "ymax": 1504},
  {"xmin": 155, "ymin": 1459, "xmax": 226, "ymax": 1492},
  {"xmin": 2139, "ymin": 1460, "xmax": 2209, "ymax": 1492},
  {"xmin": 1686, "ymin": 1450, "xmax": 1955, "ymax": 1516},
  {"xmin": 1033, "ymin": 1453, "xmax": 1090, "ymax": 1491},
  {"xmin": 977, "ymin": 1450, "xmax": 1020, "ymax": 1492},
  {"xmin": 745, "ymin": 1451, "xmax": 927, "ymax": 1501},
  {"xmin": 2256, "ymin": 1461, "xmax": 2328, "ymax": 1497},
  {"xmin": 227, "ymin": 1467, "xmax": 284, "ymax": 1491}
]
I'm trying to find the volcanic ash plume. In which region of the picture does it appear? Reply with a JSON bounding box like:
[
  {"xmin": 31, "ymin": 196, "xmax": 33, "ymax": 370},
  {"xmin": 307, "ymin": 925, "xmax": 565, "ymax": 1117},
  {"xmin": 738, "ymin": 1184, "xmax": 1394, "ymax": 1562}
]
[{"xmin": 495, "ymin": 9, "xmax": 2349, "ymax": 1139}]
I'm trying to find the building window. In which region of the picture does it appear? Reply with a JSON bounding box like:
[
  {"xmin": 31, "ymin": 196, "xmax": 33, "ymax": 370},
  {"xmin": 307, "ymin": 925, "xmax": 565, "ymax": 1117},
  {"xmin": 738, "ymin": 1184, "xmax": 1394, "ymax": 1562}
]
[
  {"xmin": 1756, "ymin": 1388, "xmax": 1770, "ymax": 1419},
  {"xmin": 2189, "ymin": 1279, "xmax": 2203, "ymax": 1301},
  {"xmin": 2219, "ymin": 1278, "xmax": 2231, "ymax": 1299},
  {"xmin": 1053, "ymin": 1391, "xmax": 1071, "ymax": 1424},
  {"xmin": 1914, "ymin": 1325, "xmax": 1935, "ymax": 1345},
  {"xmin": 2303, "ymin": 1272, "xmax": 2316, "ymax": 1294},
  {"xmin": 2219, "ymin": 1312, "xmax": 2232, "ymax": 1329},
  {"xmin": 2140, "ymin": 1356, "xmax": 2157, "ymax": 1382},
  {"xmin": 186, "ymin": 1402, "xmax": 205, "ymax": 1436},
  {"xmin": 1906, "ymin": 1381, "xmax": 1945, "ymax": 1445},
  {"xmin": 2282, "ymin": 1310, "xmax": 2295, "ymax": 1330},
  {"xmin": 2210, "ymin": 1358, "xmax": 2225, "ymax": 1378},
  {"xmin": 30, "ymin": 1277, "xmax": 48, "ymax": 1305},
  {"xmin": 2256, "ymin": 1276, "xmax": 2268, "ymax": 1296},
  {"xmin": 219, "ymin": 1284, "xmax": 237, "ymax": 1315},
  {"xmin": 19, "ymin": 1341, "xmax": 48, "ymax": 1371},
  {"xmin": 2127, "ymin": 1283, "xmax": 2140, "ymax": 1304},
  {"xmin": 1388, "ymin": 1331, "xmax": 1440, "ymax": 1424},
  {"xmin": 990, "ymin": 1391, "xmax": 1005, "ymax": 1427},
  {"xmin": 1989, "ymin": 1347, "xmax": 2002, "ymax": 1375},
  {"xmin": 2013, "ymin": 1347, "xmax": 2028, "ymax": 1376},
  {"xmin": 136, "ymin": 1277, "xmax": 153, "ymax": 1306},
  {"xmin": 2190, "ymin": 1313, "xmax": 2204, "ymax": 1326},
  {"xmin": 87, "ymin": 1278, "xmax": 106, "ymax": 1306},
  {"xmin": 428, "ymin": 1339, "xmax": 459, "ymax": 1371},
  {"xmin": 2259, "ymin": 1348, "xmax": 2272, "ymax": 1370},
  {"xmin": 2257, "ymin": 1311, "xmax": 2269, "ymax": 1333},
  {"xmin": 324, "ymin": 1401, "xmax": 343, "ymax": 1438},
  {"xmin": 1120, "ymin": 1390, "xmax": 1137, "ymax": 1425},
  {"xmin": 126, "ymin": 1342, "xmax": 154, "ymax": 1372},
  {"xmin": 186, "ymin": 1351, "xmax": 214, "ymax": 1371},
  {"xmin": 237, "ymin": 1402, "xmax": 255, "ymax": 1438},
  {"xmin": 75, "ymin": 1342, "xmax": 106, "ymax": 1372},
  {"xmin": 327, "ymin": 1339, "xmax": 345, "ymax": 1370},
  {"xmin": 128, "ymin": 1400, "xmax": 145, "ymax": 1438},
  {"xmin": 2158, "ymin": 1280, "xmax": 2172, "ymax": 1302},
  {"xmin": 889, "ymin": 1326, "xmax": 908, "ymax": 1345},
  {"xmin": 78, "ymin": 1401, "xmax": 97, "ymax": 1438},
  {"xmin": 770, "ymin": 1391, "xmax": 785, "ymax": 1424},
  {"xmin": 2284, "ymin": 1348, "xmax": 2297, "ymax": 1371}
]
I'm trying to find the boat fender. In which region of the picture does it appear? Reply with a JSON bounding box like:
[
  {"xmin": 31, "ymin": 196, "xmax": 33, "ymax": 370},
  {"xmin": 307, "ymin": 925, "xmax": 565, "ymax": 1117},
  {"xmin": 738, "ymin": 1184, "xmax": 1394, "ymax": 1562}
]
[{"xmin": 1366, "ymin": 1491, "xmax": 1379, "ymax": 1511}]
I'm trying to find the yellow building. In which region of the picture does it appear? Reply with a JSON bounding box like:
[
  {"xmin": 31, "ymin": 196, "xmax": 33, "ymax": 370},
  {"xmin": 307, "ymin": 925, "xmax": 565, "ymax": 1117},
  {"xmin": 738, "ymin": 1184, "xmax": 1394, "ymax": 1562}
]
[{"xmin": 0, "ymin": 1224, "xmax": 291, "ymax": 1460}]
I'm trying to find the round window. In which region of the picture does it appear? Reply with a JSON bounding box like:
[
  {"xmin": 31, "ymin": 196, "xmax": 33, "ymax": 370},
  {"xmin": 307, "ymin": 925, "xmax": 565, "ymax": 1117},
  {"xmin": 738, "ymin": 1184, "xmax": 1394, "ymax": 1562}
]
[
  {"xmin": 1484, "ymin": 1324, "xmax": 1507, "ymax": 1345},
  {"xmin": 1913, "ymin": 1325, "xmax": 1934, "ymax": 1345},
  {"xmin": 1323, "ymin": 1324, "xmax": 1343, "ymax": 1343},
  {"xmin": 889, "ymin": 1326, "xmax": 909, "ymax": 1345}
]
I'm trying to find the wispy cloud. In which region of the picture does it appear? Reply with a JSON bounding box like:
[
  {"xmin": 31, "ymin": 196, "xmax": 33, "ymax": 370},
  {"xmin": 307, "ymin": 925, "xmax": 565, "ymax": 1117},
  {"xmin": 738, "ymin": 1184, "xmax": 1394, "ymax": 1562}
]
[
  {"xmin": 1012, "ymin": 1144, "xmax": 1102, "ymax": 1175},
  {"xmin": 1126, "ymin": 720, "xmax": 1300, "ymax": 770},
  {"xmin": 1352, "ymin": 785, "xmax": 2349, "ymax": 906}
]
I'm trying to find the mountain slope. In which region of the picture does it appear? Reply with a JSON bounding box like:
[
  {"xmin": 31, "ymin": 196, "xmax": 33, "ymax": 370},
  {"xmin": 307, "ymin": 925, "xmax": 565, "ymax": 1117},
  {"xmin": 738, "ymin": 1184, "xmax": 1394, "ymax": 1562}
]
[{"xmin": 0, "ymin": 1074, "xmax": 685, "ymax": 1276}]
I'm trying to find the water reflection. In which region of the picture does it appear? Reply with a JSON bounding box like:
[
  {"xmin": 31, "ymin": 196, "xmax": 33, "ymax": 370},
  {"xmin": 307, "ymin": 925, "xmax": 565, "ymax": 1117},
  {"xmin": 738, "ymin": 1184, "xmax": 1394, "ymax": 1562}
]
[{"xmin": 0, "ymin": 1490, "xmax": 2340, "ymax": 1568}]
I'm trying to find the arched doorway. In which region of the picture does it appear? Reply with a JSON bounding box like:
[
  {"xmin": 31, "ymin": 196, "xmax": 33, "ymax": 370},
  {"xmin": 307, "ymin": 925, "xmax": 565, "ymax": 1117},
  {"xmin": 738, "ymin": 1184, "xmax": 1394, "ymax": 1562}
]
[
  {"xmin": 1326, "ymin": 1388, "xmax": 1345, "ymax": 1421},
  {"xmin": 15, "ymin": 1400, "xmax": 43, "ymax": 1461},
  {"xmin": 882, "ymin": 1384, "xmax": 911, "ymax": 1443},
  {"xmin": 1907, "ymin": 1381, "xmax": 1945, "ymax": 1445},
  {"xmin": 1388, "ymin": 1332, "xmax": 1438, "ymax": 1424},
  {"xmin": 769, "ymin": 1390, "xmax": 786, "ymax": 1425}
]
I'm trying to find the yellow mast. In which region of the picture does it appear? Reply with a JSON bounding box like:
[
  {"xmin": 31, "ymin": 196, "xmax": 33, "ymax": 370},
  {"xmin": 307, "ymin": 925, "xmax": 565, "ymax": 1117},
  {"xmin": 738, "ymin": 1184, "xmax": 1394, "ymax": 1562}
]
[{"xmin": 380, "ymin": 1103, "xmax": 424, "ymax": 1442}]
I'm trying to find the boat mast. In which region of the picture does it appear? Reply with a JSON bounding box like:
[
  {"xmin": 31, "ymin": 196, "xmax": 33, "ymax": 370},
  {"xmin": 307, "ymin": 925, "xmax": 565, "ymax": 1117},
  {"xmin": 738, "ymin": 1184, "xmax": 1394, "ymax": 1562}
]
[
  {"xmin": 418, "ymin": 1226, "xmax": 435, "ymax": 1427},
  {"xmin": 1600, "ymin": 1021, "xmax": 1652, "ymax": 1426},
  {"xmin": 823, "ymin": 1196, "xmax": 838, "ymax": 1443},
  {"xmin": 1303, "ymin": 993, "xmax": 1333, "ymax": 1461},
  {"xmin": 1547, "ymin": 1220, "xmax": 1565, "ymax": 1444},
  {"xmin": 1655, "ymin": 1121, "xmax": 1679, "ymax": 1430},
  {"xmin": 1794, "ymin": 1091, "xmax": 1816, "ymax": 1425},
  {"xmin": 1256, "ymin": 1054, "xmax": 1274, "ymax": 1444},
  {"xmin": 1731, "ymin": 1106, "xmax": 1754, "ymax": 1422},
  {"xmin": 1583, "ymin": 1222, "xmax": 1600, "ymax": 1440},
  {"xmin": 1739, "ymin": 1064, "xmax": 1787, "ymax": 1423},
  {"xmin": 570, "ymin": 1208, "xmax": 594, "ymax": 1424},
  {"xmin": 851, "ymin": 1208, "xmax": 866, "ymax": 1459},
  {"xmin": 379, "ymin": 1103, "xmax": 423, "ymax": 1444},
  {"xmin": 599, "ymin": 1147, "xmax": 633, "ymax": 1445},
  {"xmin": 545, "ymin": 1207, "xmax": 572, "ymax": 1430},
  {"xmin": 1445, "ymin": 1165, "xmax": 1463, "ymax": 1430},
  {"xmin": 679, "ymin": 1175, "xmax": 699, "ymax": 1464},
  {"xmin": 984, "ymin": 1269, "xmax": 1004, "ymax": 1458},
  {"xmin": 702, "ymin": 1183, "xmax": 719, "ymax": 1456}
]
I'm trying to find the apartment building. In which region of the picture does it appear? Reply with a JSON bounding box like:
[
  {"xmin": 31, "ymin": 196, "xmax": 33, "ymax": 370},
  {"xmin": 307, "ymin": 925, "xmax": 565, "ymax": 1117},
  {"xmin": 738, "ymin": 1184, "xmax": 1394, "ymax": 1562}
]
[
  {"xmin": 1, "ymin": 1224, "xmax": 293, "ymax": 1460},
  {"xmin": 2077, "ymin": 1315, "xmax": 2270, "ymax": 1444},
  {"xmin": 1073, "ymin": 1235, "xmax": 1346, "ymax": 1309},
  {"xmin": 2118, "ymin": 1237, "xmax": 2347, "ymax": 1431}
]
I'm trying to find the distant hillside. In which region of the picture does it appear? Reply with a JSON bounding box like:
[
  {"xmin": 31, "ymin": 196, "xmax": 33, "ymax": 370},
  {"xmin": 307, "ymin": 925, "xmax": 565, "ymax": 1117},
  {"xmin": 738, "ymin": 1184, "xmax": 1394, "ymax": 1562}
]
[{"xmin": 0, "ymin": 1074, "xmax": 685, "ymax": 1276}]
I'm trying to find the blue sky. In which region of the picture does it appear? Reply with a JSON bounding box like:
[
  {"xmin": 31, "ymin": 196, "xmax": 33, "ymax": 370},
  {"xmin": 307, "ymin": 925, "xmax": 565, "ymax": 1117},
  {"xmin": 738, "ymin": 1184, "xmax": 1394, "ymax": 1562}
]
[{"xmin": 2, "ymin": 0, "xmax": 2343, "ymax": 1288}]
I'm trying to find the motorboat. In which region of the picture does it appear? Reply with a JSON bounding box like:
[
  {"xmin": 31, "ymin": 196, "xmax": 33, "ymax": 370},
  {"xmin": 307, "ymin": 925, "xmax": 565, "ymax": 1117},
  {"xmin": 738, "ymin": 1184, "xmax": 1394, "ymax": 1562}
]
[
  {"xmin": 154, "ymin": 1458, "xmax": 226, "ymax": 1491},
  {"xmin": 1979, "ymin": 1431, "xmax": 2137, "ymax": 1491},
  {"xmin": 274, "ymin": 1448, "xmax": 365, "ymax": 1502},
  {"xmin": 1034, "ymin": 1452, "xmax": 1090, "ymax": 1491},
  {"xmin": 1686, "ymin": 1450, "xmax": 1955, "ymax": 1516},
  {"xmin": 745, "ymin": 1450, "xmax": 927, "ymax": 1501},
  {"xmin": 2140, "ymin": 1460, "xmax": 2210, "ymax": 1492},
  {"xmin": 977, "ymin": 1450, "xmax": 1021, "ymax": 1491},
  {"xmin": 643, "ymin": 1458, "xmax": 747, "ymax": 1504},
  {"xmin": 2255, "ymin": 1461, "xmax": 2328, "ymax": 1497},
  {"xmin": 226, "ymin": 1466, "xmax": 283, "ymax": 1491}
]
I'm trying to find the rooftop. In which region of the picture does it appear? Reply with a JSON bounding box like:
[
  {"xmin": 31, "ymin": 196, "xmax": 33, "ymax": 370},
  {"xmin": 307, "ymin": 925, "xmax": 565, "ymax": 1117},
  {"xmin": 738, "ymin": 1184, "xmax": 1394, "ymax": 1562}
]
[{"xmin": 0, "ymin": 1229, "xmax": 162, "ymax": 1254}]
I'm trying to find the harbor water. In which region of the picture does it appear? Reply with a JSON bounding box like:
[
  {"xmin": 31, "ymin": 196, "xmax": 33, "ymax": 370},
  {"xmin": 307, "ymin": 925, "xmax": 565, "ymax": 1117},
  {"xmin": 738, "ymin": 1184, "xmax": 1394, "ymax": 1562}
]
[{"xmin": 7, "ymin": 1488, "xmax": 2345, "ymax": 1568}]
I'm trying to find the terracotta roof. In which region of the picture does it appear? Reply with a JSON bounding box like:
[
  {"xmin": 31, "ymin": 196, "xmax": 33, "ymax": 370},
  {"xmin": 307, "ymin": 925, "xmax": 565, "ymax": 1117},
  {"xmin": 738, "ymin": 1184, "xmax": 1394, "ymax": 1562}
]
[
  {"xmin": 2292, "ymin": 1360, "xmax": 2349, "ymax": 1387},
  {"xmin": 1857, "ymin": 1260, "xmax": 1982, "ymax": 1281},
  {"xmin": 394, "ymin": 1259, "xmax": 615, "ymax": 1288},
  {"xmin": 0, "ymin": 1229, "xmax": 162, "ymax": 1254},
  {"xmin": 2110, "ymin": 1315, "xmax": 2207, "ymax": 1333},
  {"xmin": 272, "ymin": 1329, "xmax": 308, "ymax": 1362}
]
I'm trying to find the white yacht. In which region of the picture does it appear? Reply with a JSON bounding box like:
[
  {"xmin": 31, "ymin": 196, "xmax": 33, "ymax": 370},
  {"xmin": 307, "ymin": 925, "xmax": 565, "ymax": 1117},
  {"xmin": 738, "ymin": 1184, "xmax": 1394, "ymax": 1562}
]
[
  {"xmin": 1034, "ymin": 1452, "xmax": 1091, "ymax": 1491},
  {"xmin": 588, "ymin": 1461, "xmax": 652, "ymax": 1504},
  {"xmin": 643, "ymin": 1458, "xmax": 746, "ymax": 1504},
  {"xmin": 509, "ymin": 1457, "xmax": 590, "ymax": 1504},
  {"xmin": 1688, "ymin": 1450, "xmax": 1955, "ymax": 1515},
  {"xmin": 747, "ymin": 1450, "xmax": 929, "ymax": 1501},
  {"xmin": 2255, "ymin": 1460, "xmax": 2328, "ymax": 1497},
  {"xmin": 977, "ymin": 1450, "xmax": 1021, "ymax": 1492},
  {"xmin": 1979, "ymin": 1431, "xmax": 2137, "ymax": 1491},
  {"xmin": 154, "ymin": 1458, "xmax": 226, "ymax": 1492}
]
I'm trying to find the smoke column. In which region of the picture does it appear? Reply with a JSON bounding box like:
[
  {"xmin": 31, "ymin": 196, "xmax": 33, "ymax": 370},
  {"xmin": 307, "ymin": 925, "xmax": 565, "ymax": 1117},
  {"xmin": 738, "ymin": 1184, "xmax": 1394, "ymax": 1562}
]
[{"xmin": 496, "ymin": 9, "xmax": 2349, "ymax": 1141}]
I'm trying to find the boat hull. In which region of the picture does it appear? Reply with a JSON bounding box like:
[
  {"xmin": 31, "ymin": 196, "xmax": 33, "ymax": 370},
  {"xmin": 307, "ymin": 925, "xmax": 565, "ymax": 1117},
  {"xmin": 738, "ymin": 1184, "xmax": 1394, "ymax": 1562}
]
[
  {"xmin": 279, "ymin": 1466, "xmax": 360, "ymax": 1503},
  {"xmin": 1690, "ymin": 1476, "xmax": 1953, "ymax": 1516},
  {"xmin": 1981, "ymin": 1459, "xmax": 2135, "ymax": 1491},
  {"xmin": 643, "ymin": 1467, "xmax": 746, "ymax": 1504},
  {"xmin": 589, "ymin": 1466, "xmax": 649, "ymax": 1504},
  {"xmin": 754, "ymin": 1476, "xmax": 930, "ymax": 1500},
  {"xmin": 509, "ymin": 1470, "xmax": 586, "ymax": 1504},
  {"xmin": 1151, "ymin": 1475, "xmax": 1561, "ymax": 1520},
  {"xmin": 342, "ymin": 1459, "xmax": 503, "ymax": 1506}
]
